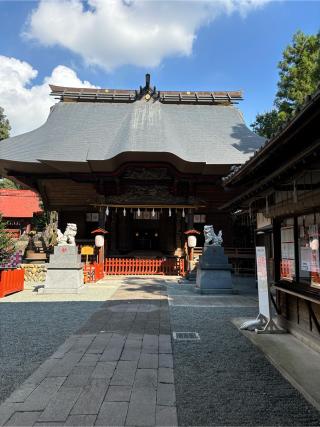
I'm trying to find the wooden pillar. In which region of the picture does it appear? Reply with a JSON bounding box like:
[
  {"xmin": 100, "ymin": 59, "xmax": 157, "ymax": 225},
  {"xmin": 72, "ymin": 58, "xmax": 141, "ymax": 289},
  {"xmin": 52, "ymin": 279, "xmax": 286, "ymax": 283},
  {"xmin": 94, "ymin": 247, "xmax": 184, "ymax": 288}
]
[
  {"xmin": 175, "ymin": 210, "xmax": 182, "ymax": 257},
  {"xmin": 187, "ymin": 209, "xmax": 194, "ymax": 229},
  {"xmin": 110, "ymin": 210, "xmax": 117, "ymax": 253},
  {"xmin": 98, "ymin": 207, "xmax": 105, "ymax": 266},
  {"xmin": 273, "ymin": 218, "xmax": 281, "ymax": 283}
]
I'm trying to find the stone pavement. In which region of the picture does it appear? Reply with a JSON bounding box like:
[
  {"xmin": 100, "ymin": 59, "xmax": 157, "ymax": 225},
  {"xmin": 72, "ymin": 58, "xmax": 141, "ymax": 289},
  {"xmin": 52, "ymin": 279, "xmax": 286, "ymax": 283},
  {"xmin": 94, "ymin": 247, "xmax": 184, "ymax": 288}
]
[{"xmin": 0, "ymin": 277, "xmax": 177, "ymax": 426}]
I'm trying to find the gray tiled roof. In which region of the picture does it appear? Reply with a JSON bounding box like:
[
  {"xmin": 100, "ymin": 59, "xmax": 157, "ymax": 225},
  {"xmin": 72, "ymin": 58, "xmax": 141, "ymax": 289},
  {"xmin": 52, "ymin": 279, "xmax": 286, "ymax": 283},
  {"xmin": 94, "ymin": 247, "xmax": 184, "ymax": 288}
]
[{"xmin": 0, "ymin": 99, "xmax": 264, "ymax": 166}]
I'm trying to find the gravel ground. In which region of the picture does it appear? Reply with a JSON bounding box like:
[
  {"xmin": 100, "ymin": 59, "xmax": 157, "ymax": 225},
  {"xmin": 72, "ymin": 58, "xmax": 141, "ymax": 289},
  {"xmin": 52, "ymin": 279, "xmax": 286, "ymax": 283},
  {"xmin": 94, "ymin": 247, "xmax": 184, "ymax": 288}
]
[
  {"xmin": 0, "ymin": 301, "xmax": 102, "ymax": 404},
  {"xmin": 170, "ymin": 304, "xmax": 320, "ymax": 426}
]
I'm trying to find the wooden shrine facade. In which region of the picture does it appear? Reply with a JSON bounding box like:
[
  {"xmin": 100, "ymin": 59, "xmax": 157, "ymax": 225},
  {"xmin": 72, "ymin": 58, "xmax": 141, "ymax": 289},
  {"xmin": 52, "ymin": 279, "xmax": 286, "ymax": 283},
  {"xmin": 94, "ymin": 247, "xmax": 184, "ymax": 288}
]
[
  {"xmin": 0, "ymin": 75, "xmax": 264, "ymax": 258},
  {"xmin": 31, "ymin": 163, "xmax": 240, "ymax": 256}
]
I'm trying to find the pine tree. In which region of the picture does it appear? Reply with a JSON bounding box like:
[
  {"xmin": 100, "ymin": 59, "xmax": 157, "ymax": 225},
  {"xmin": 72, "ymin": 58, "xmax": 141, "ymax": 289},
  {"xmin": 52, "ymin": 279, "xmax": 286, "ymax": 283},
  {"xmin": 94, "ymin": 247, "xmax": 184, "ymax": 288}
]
[
  {"xmin": 0, "ymin": 107, "xmax": 11, "ymax": 141},
  {"xmin": 0, "ymin": 215, "xmax": 13, "ymax": 263},
  {"xmin": 251, "ymin": 31, "xmax": 320, "ymax": 138}
]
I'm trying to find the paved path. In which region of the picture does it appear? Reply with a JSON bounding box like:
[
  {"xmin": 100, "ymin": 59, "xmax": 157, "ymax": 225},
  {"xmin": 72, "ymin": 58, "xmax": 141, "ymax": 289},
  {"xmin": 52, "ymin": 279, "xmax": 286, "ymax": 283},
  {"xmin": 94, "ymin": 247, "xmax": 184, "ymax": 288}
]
[
  {"xmin": 2, "ymin": 276, "xmax": 320, "ymax": 426},
  {"xmin": 0, "ymin": 282, "xmax": 120, "ymax": 405},
  {"xmin": 0, "ymin": 277, "xmax": 177, "ymax": 426}
]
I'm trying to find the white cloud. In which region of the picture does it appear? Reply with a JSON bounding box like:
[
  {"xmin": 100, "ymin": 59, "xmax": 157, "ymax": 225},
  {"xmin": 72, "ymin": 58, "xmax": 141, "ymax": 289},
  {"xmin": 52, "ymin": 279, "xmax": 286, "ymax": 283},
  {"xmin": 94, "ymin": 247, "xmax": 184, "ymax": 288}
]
[
  {"xmin": 0, "ymin": 56, "xmax": 97, "ymax": 136},
  {"xmin": 25, "ymin": 0, "xmax": 270, "ymax": 71}
]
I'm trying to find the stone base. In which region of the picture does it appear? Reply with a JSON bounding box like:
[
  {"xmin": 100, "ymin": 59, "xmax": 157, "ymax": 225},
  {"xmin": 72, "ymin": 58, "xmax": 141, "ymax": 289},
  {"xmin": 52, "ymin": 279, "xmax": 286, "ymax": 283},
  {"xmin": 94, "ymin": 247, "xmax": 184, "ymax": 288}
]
[
  {"xmin": 196, "ymin": 268, "xmax": 233, "ymax": 294},
  {"xmin": 43, "ymin": 268, "xmax": 84, "ymax": 294}
]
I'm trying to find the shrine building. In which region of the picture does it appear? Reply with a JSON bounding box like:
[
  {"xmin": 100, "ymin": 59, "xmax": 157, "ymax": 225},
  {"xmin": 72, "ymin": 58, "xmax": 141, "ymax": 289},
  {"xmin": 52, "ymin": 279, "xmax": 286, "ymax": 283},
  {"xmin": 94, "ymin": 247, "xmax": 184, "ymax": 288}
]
[{"xmin": 0, "ymin": 75, "xmax": 263, "ymax": 257}]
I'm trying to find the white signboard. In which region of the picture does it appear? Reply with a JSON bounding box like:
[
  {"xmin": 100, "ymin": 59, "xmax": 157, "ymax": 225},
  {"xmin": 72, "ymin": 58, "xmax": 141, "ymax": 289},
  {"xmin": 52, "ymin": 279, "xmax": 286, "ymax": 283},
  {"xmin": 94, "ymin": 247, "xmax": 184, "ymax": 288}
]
[{"xmin": 256, "ymin": 246, "xmax": 271, "ymax": 320}]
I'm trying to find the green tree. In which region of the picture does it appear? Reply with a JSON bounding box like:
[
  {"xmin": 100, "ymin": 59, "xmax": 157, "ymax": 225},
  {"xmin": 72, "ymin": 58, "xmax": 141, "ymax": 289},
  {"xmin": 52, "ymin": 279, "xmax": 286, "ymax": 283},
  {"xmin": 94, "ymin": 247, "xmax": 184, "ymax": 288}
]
[
  {"xmin": 0, "ymin": 107, "xmax": 11, "ymax": 141},
  {"xmin": 0, "ymin": 178, "xmax": 19, "ymax": 189},
  {"xmin": 251, "ymin": 30, "xmax": 320, "ymax": 138},
  {"xmin": 0, "ymin": 215, "xmax": 14, "ymax": 263},
  {"xmin": 0, "ymin": 109, "xmax": 20, "ymax": 188},
  {"xmin": 250, "ymin": 109, "xmax": 285, "ymax": 139}
]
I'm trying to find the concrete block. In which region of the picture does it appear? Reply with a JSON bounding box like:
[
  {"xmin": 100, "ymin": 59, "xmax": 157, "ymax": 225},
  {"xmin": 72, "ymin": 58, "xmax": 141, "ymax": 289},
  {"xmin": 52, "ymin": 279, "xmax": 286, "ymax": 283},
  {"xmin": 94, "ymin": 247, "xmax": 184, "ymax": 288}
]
[
  {"xmin": 71, "ymin": 379, "xmax": 108, "ymax": 415},
  {"xmin": 134, "ymin": 369, "xmax": 157, "ymax": 389},
  {"xmin": 77, "ymin": 353, "xmax": 100, "ymax": 367},
  {"xmin": 47, "ymin": 353, "xmax": 82, "ymax": 377},
  {"xmin": 91, "ymin": 362, "xmax": 116, "ymax": 379},
  {"xmin": 44, "ymin": 268, "xmax": 84, "ymax": 294},
  {"xmin": 19, "ymin": 377, "xmax": 66, "ymax": 411},
  {"xmin": 156, "ymin": 405, "xmax": 178, "ymax": 426},
  {"xmin": 157, "ymin": 384, "xmax": 176, "ymax": 406},
  {"xmin": 6, "ymin": 383, "xmax": 37, "ymax": 403},
  {"xmin": 0, "ymin": 403, "xmax": 16, "ymax": 427},
  {"xmin": 130, "ymin": 388, "xmax": 156, "ymax": 405},
  {"xmin": 110, "ymin": 361, "xmax": 137, "ymax": 386},
  {"xmin": 95, "ymin": 402, "xmax": 128, "ymax": 426},
  {"xmin": 125, "ymin": 402, "xmax": 155, "ymax": 426},
  {"xmin": 38, "ymin": 387, "xmax": 82, "ymax": 422},
  {"xmin": 142, "ymin": 335, "xmax": 158, "ymax": 354},
  {"xmin": 4, "ymin": 411, "xmax": 41, "ymax": 426},
  {"xmin": 100, "ymin": 335, "xmax": 126, "ymax": 362},
  {"xmin": 159, "ymin": 335, "xmax": 172, "ymax": 354},
  {"xmin": 87, "ymin": 333, "xmax": 112, "ymax": 354},
  {"xmin": 50, "ymin": 336, "xmax": 77, "ymax": 359},
  {"xmin": 69, "ymin": 335, "xmax": 95, "ymax": 354},
  {"xmin": 158, "ymin": 368, "xmax": 174, "ymax": 384},
  {"xmin": 138, "ymin": 354, "xmax": 158, "ymax": 369},
  {"xmin": 25, "ymin": 358, "xmax": 58, "ymax": 386},
  {"xmin": 63, "ymin": 365, "xmax": 95, "ymax": 387},
  {"xmin": 159, "ymin": 354, "xmax": 173, "ymax": 368},
  {"xmin": 64, "ymin": 414, "xmax": 96, "ymax": 426},
  {"xmin": 105, "ymin": 386, "xmax": 132, "ymax": 402},
  {"xmin": 121, "ymin": 350, "xmax": 141, "ymax": 361}
]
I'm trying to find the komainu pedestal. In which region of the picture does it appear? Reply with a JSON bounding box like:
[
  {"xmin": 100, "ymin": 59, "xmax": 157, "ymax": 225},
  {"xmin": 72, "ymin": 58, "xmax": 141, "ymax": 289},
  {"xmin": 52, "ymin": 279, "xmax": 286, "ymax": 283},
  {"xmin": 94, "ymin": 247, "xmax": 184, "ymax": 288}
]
[
  {"xmin": 196, "ymin": 246, "xmax": 233, "ymax": 294},
  {"xmin": 43, "ymin": 246, "xmax": 84, "ymax": 294}
]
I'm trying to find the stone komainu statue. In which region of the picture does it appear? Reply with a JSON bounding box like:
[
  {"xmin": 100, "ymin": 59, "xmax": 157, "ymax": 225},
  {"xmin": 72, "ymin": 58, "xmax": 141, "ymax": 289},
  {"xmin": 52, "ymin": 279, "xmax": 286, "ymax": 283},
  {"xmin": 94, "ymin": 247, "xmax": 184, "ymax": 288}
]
[
  {"xmin": 57, "ymin": 223, "xmax": 77, "ymax": 246},
  {"xmin": 203, "ymin": 225, "xmax": 223, "ymax": 246}
]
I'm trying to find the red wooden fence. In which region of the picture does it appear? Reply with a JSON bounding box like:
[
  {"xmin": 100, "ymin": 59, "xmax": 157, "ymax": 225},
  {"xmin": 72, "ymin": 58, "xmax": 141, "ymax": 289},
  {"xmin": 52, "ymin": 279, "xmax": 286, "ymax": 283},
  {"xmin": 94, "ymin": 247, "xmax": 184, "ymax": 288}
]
[
  {"xmin": 105, "ymin": 258, "xmax": 185, "ymax": 276},
  {"xmin": 0, "ymin": 269, "xmax": 24, "ymax": 298},
  {"xmin": 83, "ymin": 262, "xmax": 105, "ymax": 283}
]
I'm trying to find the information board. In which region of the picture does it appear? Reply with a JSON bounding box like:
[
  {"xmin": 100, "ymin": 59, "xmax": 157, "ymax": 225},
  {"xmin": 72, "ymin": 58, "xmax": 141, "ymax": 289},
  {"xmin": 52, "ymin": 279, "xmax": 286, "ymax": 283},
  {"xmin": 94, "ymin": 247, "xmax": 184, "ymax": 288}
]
[{"xmin": 256, "ymin": 246, "xmax": 271, "ymax": 320}]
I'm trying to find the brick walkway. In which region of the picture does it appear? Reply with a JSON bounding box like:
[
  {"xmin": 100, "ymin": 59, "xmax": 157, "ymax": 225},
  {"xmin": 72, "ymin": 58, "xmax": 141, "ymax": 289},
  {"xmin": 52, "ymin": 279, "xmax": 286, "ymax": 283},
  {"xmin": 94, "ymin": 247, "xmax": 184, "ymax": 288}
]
[{"xmin": 0, "ymin": 277, "xmax": 177, "ymax": 426}]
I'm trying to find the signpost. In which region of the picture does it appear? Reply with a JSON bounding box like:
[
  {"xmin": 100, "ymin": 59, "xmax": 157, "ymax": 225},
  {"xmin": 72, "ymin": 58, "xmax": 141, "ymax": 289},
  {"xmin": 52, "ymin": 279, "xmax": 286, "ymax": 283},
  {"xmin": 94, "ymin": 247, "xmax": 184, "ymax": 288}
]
[
  {"xmin": 240, "ymin": 246, "xmax": 285, "ymax": 334},
  {"xmin": 255, "ymin": 246, "xmax": 285, "ymax": 334}
]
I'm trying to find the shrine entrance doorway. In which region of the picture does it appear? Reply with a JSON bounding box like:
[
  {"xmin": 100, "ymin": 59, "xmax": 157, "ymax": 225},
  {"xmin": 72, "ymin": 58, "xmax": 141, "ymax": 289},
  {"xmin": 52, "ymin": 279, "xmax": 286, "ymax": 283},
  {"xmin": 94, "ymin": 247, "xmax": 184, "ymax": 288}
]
[{"xmin": 133, "ymin": 221, "xmax": 160, "ymax": 251}]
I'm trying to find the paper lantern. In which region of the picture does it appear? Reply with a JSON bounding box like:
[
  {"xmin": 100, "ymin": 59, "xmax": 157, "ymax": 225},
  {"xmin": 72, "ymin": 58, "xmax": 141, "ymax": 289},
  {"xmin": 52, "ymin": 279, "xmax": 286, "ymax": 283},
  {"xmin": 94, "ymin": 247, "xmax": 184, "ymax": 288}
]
[
  {"xmin": 188, "ymin": 235, "xmax": 197, "ymax": 248},
  {"xmin": 310, "ymin": 238, "xmax": 319, "ymax": 251},
  {"xmin": 95, "ymin": 234, "xmax": 104, "ymax": 248}
]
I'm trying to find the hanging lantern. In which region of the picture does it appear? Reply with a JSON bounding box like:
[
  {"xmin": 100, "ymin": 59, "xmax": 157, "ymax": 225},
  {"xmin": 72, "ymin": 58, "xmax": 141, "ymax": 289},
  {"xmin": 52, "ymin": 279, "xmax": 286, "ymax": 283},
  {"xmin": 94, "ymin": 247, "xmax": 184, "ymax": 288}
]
[
  {"xmin": 152, "ymin": 208, "xmax": 155, "ymax": 217},
  {"xmin": 137, "ymin": 208, "xmax": 141, "ymax": 217},
  {"xmin": 95, "ymin": 234, "xmax": 104, "ymax": 248},
  {"xmin": 91, "ymin": 228, "xmax": 108, "ymax": 249},
  {"xmin": 123, "ymin": 208, "xmax": 126, "ymax": 217},
  {"xmin": 182, "ymin": 208, "xmax": 185, "ymax": 218},
  {"xmin": 169, "ymin": 208, "xmax": 172, "ymax": 217},
  {"xmin": 187, "ymin": 235, "xmax": 197, "ymax": 248},
  {"xmin": 105, "ymin": 206, "xmax": 109, "ymax": 216}
]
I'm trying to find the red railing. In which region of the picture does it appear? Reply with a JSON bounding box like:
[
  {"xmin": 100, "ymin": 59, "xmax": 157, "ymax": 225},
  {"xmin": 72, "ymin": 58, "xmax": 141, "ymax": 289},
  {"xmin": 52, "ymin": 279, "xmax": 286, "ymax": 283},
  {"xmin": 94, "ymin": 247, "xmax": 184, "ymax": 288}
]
[
  {"xmin": 0, "ymin": 269, "xmax": 24, "ymax": 298},
  {"xmin": 83, "ymin": 262, "xmax": 105, "ymax": 283},
  {"xmin": 105, "ymin": 258, "xmax": 185, "ymax": 276}
]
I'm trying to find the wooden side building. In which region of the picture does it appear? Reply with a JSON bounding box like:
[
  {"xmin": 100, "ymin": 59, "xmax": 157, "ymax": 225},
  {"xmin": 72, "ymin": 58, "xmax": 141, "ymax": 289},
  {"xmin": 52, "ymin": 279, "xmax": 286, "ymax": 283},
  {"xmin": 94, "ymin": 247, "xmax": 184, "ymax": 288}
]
[{"xmin": 223, "ymin": 87, "xmax": 320, "ymax": 348}]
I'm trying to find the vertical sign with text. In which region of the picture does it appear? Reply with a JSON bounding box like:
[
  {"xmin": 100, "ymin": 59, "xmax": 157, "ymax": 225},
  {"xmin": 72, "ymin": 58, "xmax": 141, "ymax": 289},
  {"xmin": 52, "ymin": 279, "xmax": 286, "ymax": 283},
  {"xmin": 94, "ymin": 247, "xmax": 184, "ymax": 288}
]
[{"xmin": 256, "ymin": 246, "xmax": 271, "ymax": 320}]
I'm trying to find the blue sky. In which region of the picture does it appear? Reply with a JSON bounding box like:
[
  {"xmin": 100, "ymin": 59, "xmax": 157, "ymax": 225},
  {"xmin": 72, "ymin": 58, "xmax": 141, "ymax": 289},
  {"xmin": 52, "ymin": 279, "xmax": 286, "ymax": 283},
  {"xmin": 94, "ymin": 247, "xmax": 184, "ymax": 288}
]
[{"xmin": 0, "ymin": 0, "xmax": 319, "ymax": 135}]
